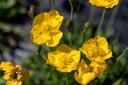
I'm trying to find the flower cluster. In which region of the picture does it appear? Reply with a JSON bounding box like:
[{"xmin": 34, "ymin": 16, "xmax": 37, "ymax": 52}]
[
  {"xmin": 0, "ymin": 62, "xmax": 30, "ymax": 85},
  {"xmin": 46, "ymin": 36, "xmax": 112, "ymax": 85},
  {"xmin": 74, "ymin": 36, "xmax": 112, "ymax": 84},
  {"xmin": 29, "ymin": 9, "xmax": 113, "ymax": 84}
]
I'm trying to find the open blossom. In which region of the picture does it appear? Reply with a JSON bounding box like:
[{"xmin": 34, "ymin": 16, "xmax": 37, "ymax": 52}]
[
  {"xmin": 30, "ymin": 10, "xmax": 64, "ymax": 47},
  {"xmin": 80, "ymin": 36, "xmax": 112, "ymax": 63},
  {"xmin": 74, "ymin": 59, "xmax": 107, "ymax": 85},
  {"xmin": 89, "ymin": 0, "xmax": 119, "ymax": 8},
  {"xmin": 0, "ymin": 62, "xmax": 30, "ymax": 85},
  {"xmin": 46, "ymin": 44, "xmax": 80, "ymax": 72}
]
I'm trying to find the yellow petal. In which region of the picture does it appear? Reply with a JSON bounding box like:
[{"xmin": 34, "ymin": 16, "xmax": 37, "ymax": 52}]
[
  {"xmin": 56, "ymin": 44, "xmax": 72, "ymax": 53},
  {"xmin": 74, "ymin": 59, "xmax": 97, "ymax": 85},
  {"xmin": 0, "ymin": 62, "xmax": 15, "ymax": 71},
  {"xmin": 30, "ymin": 25, "xmax": 51, "ymax": 45},
  {"xmin": 21, "ymin": 71, "xmax": 30, "ymax": 81},
  {"xmin": 89, "ymin": 62, "xmax": 108, "ymax": 76},
  {"xmin": 33, "ymin": 12, "xmax": 50, "ymax": 26},
  {"xmin": 89, "ymin": 0, "xmax": 119, "ymax": 8},
  {"xmin": 6, "ymin": 80, "xmax": 22, "ymax": 85},
  {"xmin": 50, "ymin": 10, "xmax": 64, "ymax": 30},
  {"xmin": 46, "ymin": 31, "xmax": 63, "ymax": 47}
]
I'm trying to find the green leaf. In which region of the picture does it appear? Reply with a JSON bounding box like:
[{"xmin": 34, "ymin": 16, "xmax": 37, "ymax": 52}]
[
  {"xmin": 116, "ymin": 47, "xmax": 128, "ymax": 62},
  {"xmin": 112, "ymin": 78, "xmax": 122, "ymax": 85}
]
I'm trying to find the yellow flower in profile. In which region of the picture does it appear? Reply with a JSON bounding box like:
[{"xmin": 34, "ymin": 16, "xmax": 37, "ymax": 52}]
[
  {"xmin": 46, "ymin": 44, "xmax": 80, "ymax": 72},
  {"xmin": 89, "ymin": 0, "xmax": 119, "ymax": 8},
  {"xmin": 0, "ymin": 62, "xmax": 30, "ymax": 85},
  {"xmin": 74, "ymin": 59, "xmax": 107, "ymax": 85},
  {"xmin": 30, "ymin": 10, "xmax": 64, "ymax": 47},
  {"xmin": 80, "ymin": 36, "xmax": 112, "ymax": 63}
]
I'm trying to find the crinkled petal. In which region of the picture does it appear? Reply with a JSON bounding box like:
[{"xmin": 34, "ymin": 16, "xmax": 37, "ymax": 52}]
[
  {"xmin": 80, "ymin": 36, "xmax": 112, "ymax": 63},
  {"xmin": 46, "ymin": 44, "xmax": 80, "ymax": 72},
  {"xmin": 89, "ymin": 0, "xmax": 119, "ymax": 8},
  {"xmin": 20, "ymin": 71, "xmax": 30, "ymax": 81},
  {"xmin": 0, "ymin": 62, "xmax": 15, "ymax": 71},
  {"xmin": 46, "ymin": 30, "xmax": 63, "ymax": 47},
  {"xmin": 6, "ymin": 80, "xmax": 22, "ymax": 85}
]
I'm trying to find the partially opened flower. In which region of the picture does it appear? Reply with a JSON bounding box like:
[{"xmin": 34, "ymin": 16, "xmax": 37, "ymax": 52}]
[
  {"xmin": 46, "ymin": 44, "xmax": 80, "ymax": 72},
  {"xmin": 30, "ymin": 10, "xmax": 64, "ymax": 47},
  {"xmin": 80, "ymin": 36, "xmax": 112, "ymax": 63},
  {"xmin": 89, "ymin": 0, "xmax": 119, "ymax": 8},
  {"xmin": 0, "ymin": 62, "xmax": 30, "ymax": 85},
  {"xmin": 74, "ymin": 59, "xmax": 107, "ymax": 85}
]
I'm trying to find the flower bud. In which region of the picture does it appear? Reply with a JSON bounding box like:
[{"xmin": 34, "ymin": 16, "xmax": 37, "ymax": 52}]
[
  {"xmin": 64, "ymin": 20, "xmax": 73, "ymax": 33},
  {"xmin": 36, "ymin": 45, "xmax": 42, "ymax": 54},
  {"xmin": 84, "ymin": 22, "xmax": 92, "ymax": 29}
]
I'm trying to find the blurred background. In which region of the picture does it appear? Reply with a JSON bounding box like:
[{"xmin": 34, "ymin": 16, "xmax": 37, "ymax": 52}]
[{"xmin": 0, "ymin": 0, "xmax": 128, "ymax": 85}]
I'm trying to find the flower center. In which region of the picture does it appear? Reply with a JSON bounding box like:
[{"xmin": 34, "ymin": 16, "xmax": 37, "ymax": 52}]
[{"xmin": 11, "ymin": 72, "xmax": 17, "ymax": 79}]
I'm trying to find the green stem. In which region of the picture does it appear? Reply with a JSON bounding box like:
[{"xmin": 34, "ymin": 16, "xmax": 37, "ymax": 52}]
[
  {"xmin": 50, "ymin": 0, "xmax": 55, "ymax": 10},
  {"xmin": 76, "ymin": 0, "xmax": 82, "ymax": 18},
  {"xmin": 96, "ymin": 8, "xmax": 106, "ymax": 36},
  {"xmin": 82, "ymin": 28, "xmax": 86, "ymax": 44},
  {"xmin": 36, "ymin": 45, "xmax": 46, "ymax": 63},
  {"xmin": 105, "ymin": 1, "xmax": 120, "ymax": 36},
  {"xmin": 68, "ymin": 0, "xmax": 74, "ymax": 47},
  {"xmin": 69, "ymin": 0, "xmax": 73, "ymax": 21},
  {"xmin": 65, "ymin": 73, "xmax": 68, "ymax": 85},
  {"xmin": 89, "ymin": 5, "xmax": 95, "ymax": 22},
  {"xmin": 39, "ymin": 0, "xmax": 43, "ymax": 12}
]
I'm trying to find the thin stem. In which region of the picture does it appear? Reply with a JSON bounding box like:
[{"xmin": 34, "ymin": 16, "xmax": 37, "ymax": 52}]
[
  {"xmin": 65, "ymin": 73, "xmax": 68, "ymax": 85},
  {"xmin": 82, "ymin": 28, "xmax": 86, "ymax": 44},
  {"xmin": 96, "ymin": 8, "xmax": 106, "ymax": 36},
  {"xmin": 89, "ymin": 5, "xmax": 95, "ymax": 22},
  {"xmin": 69, "ymin": 0, "xmax": 73, "ymax": 21},
  {"xmin": 88, "ymin": 5, "xmax": 95, "ymax": 37},
  {"xmin": 50, "ymin": 0, "xmax": 55, "ymax": 10},
  {"xmin": 36, "ymin": 45, "xmax": 46, "ymax": 63},
  {"xmin": 105, "ymin": 1, "xmax": 120, "ymax": 36},
  {"xmin": 76, "ymin": 0, "xmax": 82, "ymax": 18},
  {"xmin": 68, "ymin": 0, "xmax": 74, "ymax": 47},
  {"xmin": 39, "ymin": 0, "xmax": 43, "ymax": 12}
]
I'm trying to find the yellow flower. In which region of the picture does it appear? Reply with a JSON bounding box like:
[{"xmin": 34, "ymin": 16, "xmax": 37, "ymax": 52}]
[
  {"xmin": 80, "ymin": 36, "xmax": 112, "ymax": 63},
  {"xmin": 0, "ymin": 62, "xmax": 30, "ymax": 85},
  {"xmin": 46, "ymin": 44, "xmax": 80, "ymax": 72},
  {"xmin": 74, "ymin": 59, "xmax": 107, "ymax": 85},
  {"xmin": 30, "ymin": 10, "xmax": 64, "ymax": 47},
  {"xmin": 89, "ymin": 0, "xmax": 119, "ymax": 8}
]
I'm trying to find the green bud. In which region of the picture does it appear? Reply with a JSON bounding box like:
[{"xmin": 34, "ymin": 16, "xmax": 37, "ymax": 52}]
[
  {"xmin": 36, "ymin": 45, "xmax": 42, "ymax": 54},
  {"xmin": 84, "ymin": 22, "xmax": 92, "ymax": 29},
  {"xmin": 64, "ymin": 20, "xmax": 73, "ymax": 33}
]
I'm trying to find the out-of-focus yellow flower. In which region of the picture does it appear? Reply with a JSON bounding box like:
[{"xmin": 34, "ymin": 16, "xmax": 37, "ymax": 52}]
[
  {"xmin": 0, "ymin": 62, "xmax": 30, "ymax": 85},
  {"xmin": 89, "ymin": 0, "xmax": 119, "ymax": 8},
  {"xmin": 74, "ymin": 59, "xmax": 107, "ymax": 85},
  {"xmin": 80, "ymin": 36, "xmax": 112, "ymax": 63},
  {"xmin": 30, "ymin": 10, "xmax": 64, "ymax": 47},
  {"xmin": 46, "ymin": 44, "xmax": 80, "ymax": 72}
]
